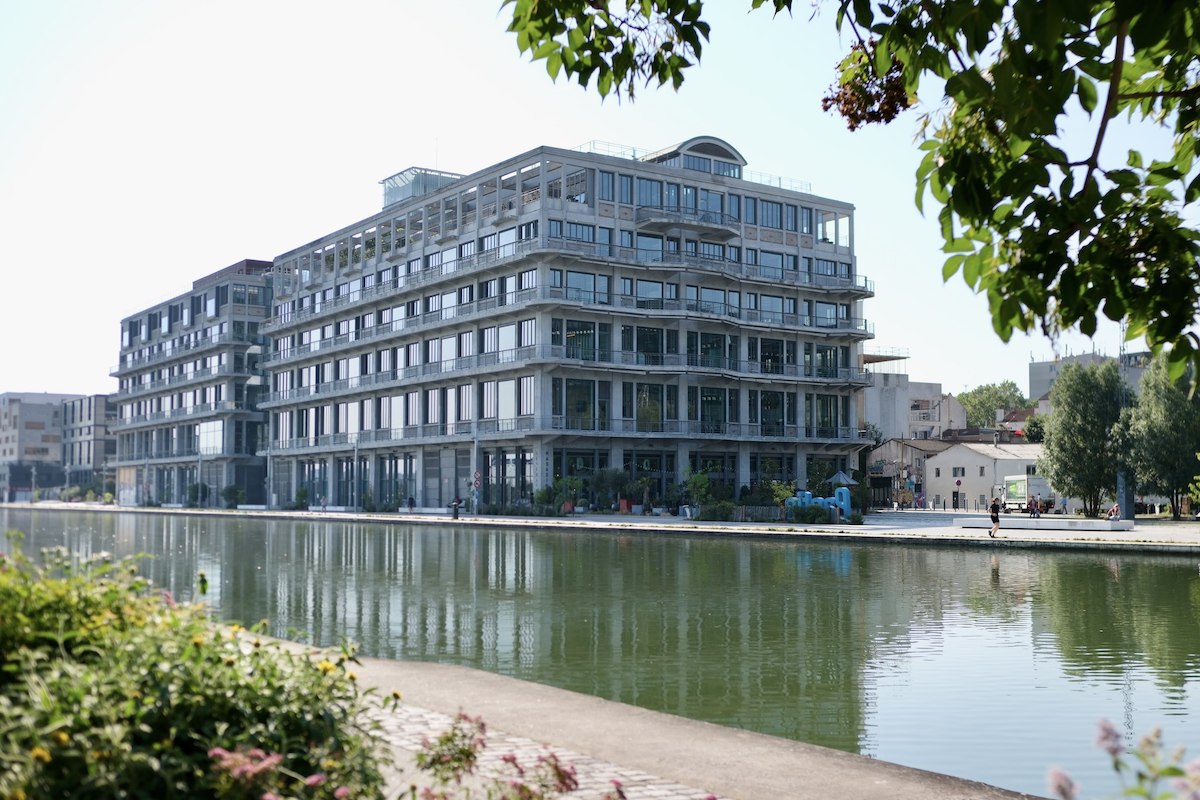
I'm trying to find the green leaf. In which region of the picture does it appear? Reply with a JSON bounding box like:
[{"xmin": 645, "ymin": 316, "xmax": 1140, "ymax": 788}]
[
  {"xmin": 1127, "ymin": 149, "xmax": 1143, "ymax": 169},
  {"xmin": 1076, "ymin": 75, "xmax": 1097, "ymax": 114}
]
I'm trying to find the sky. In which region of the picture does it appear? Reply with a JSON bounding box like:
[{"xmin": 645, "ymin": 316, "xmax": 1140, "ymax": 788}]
[{"xmin": 0, "ymin": 0, "xmax": 1142, "ymax": 399}]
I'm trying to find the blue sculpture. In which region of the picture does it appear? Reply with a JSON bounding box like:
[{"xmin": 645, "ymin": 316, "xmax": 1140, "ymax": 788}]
[{"xmin": 784, "ymin": 486, "xmax": 852, "ymax": 521}]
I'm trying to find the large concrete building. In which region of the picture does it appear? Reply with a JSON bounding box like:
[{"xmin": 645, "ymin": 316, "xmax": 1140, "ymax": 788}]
[
  {"xmin": 0, "ymin": 392, "xmax": 81, "ymax": 501},
  {"xmin": 260, "ymin": 137, "xmax": 874, "ymax": 509},
  {"xmin": 111, "ymin": 260, "xmax": 272, "ymax": 507}
]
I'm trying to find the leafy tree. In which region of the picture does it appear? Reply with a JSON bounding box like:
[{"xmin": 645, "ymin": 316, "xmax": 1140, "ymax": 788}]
[
  {"xmin": 504, "ymin": 1, "xmax": 1200, "ymax": 379},
  {"xmin": 956, "ymin": 380, "xmax": 1027, "ymax": 428},
  {"xmin": 1126, "ymin": 355, "xmax": 1200, "ymax": 519},
  {"xmin": 1039, "ymin": 361, "xmax": 1126, "ymax": 517},
  {"xmin": 1022, "ymin": 414, "xmax": 1046, "ymax": 443}
]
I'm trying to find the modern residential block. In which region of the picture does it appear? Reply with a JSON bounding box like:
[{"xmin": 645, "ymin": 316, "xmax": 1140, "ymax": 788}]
[
  {"xmin": 110, "ymin": 260, "xmax": 272, "ymax": 507},
  {"xmin": 260, "ymin": 137, "xmax": 874, "ymax": 510}
]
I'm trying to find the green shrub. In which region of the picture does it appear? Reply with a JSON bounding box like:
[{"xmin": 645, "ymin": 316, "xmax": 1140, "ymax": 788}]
[
  {"xmin": 697, "ymin": 500, "xmax": 734, "ymax": 521},
  {"xmin": 0, "ymin": 532, "xmax": 388, "ymax": 800},
  {"xmin": 797, "ymin": 505, "xmax": 831, "ymax": 524},
  {"xmin": 0, "ymin": 534, "xmax": 162, "ymax": 687},
  {"xmin": 848, "ymin": 512, "xmax": 864, "ymax": 525}
]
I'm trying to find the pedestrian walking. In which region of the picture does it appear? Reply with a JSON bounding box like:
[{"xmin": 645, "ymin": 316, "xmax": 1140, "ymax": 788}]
[{"xmin": 990, "ymin": 497, "xmax": 1001, "ymax": 538}]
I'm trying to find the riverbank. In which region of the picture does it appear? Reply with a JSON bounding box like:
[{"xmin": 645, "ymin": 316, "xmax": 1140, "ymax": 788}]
[{"xmin": 16, "ymin": 499, "xmax": 1200, "ymax": 554}]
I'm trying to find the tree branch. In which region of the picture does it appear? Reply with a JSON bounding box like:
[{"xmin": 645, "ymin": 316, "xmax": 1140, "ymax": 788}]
[
  {"xmin": 1116, "ymin": 85, "xmax": 1200, "ymax": 101},
  {"xmin": 1084, "ymin": 20, "xmax": 1129, "ymax": 184}
]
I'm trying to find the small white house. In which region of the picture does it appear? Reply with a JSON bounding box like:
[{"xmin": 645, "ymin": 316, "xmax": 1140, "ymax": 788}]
[{"xmin": 924, "ymin": 443, "xmax": 1043, "ymax": 511}]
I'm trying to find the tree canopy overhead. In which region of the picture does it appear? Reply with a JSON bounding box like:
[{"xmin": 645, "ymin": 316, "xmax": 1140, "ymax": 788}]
[{"xmin": 504, "ymin": 1, "xmax": 1200, "ymax": 378}]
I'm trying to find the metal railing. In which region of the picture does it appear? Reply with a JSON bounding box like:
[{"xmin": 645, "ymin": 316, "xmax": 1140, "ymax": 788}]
[
  {"xmin": 266, "ymin": 236, "xmax": 872, "ymax": 332},
  {"xmin": 265, "ymin": 418, "xmax": 867, "ymax": 453},
  {"xmin": 257, "ymin": 344, "xmax": 869, "ymax": 407}
]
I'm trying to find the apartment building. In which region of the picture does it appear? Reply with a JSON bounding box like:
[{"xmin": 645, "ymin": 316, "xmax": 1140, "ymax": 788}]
[
  {"xmin": 261, "ymin": 137, "xmax": 874, "ymax": 509},
  {"xmin": 111, "ymin": 260, "xmax": 272, "ymax": 507},
  {"xmin": 0, "ymin": 392, "xmax": 80, "ymax": 501},
  {"xmin": 62, "ymin": 394, "xmax": 117, "ymax": 489}
]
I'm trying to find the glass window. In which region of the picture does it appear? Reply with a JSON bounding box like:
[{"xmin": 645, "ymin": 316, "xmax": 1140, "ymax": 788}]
[
  {"xmin": 786, "ymin": 204, "xmax": 798, "ymax": 231},
  {"xmin": 565, "ymin": 222, "xmax": 594, "ymax": 242},
  {"xmin": 618, "ymin": 174, "xmax": 634, "ymax": 204},
  {"xmin": 760, "ymin": 200, "xmax": 783, "ymax": 229},
  {"xmin": 598, "ymin": 171, "xmax": 615, "ymax": 201},
  {"xmin": 636, "ymin": 178, "xmax": 662, "ymax": 207},
  {"xmin": 744, "ymin": 197, "xmax": 758, "ymax": 225}
]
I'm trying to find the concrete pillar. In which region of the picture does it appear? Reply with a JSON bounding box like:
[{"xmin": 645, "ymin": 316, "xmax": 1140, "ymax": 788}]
[{"xmin": 737, "ymin": 442, "xmax": 751, "ymax": 493}]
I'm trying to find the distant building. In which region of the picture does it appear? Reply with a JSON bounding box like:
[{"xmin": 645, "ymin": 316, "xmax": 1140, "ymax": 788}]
[
  {"xmin": 861, "ymin": 350, "xmax": 965, "ymax": 441},
  {"xmin": 1028, "ymin": 351, "xmax": 1150, "ymax": 401},
  {"xmin": 110, "ymin": 260, "xmax": 272, "ymax": 507},
  {"xmin": 865, "ymin": 437, "xmax": 953, "ymax": 508},
  {"xmin": 924, "ymin": 442, "xmax": 1043, "ymax": 511},
  {"xmin": 0, "ymin": 392, "xmax": 81, "ymax": 501},
  {"xmin": 62, "ymin": 394, "xmax": 117, "ymax": 490}
]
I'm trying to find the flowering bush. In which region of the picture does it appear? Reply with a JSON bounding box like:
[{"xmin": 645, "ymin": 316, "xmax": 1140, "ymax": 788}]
[
  {"xmin": 0, "ymin": 531, "xmax": 388, "ymax": 800},
  {"xmin": 1049, "ymin": 719, "xmax": 1199, "ymax": 800}
]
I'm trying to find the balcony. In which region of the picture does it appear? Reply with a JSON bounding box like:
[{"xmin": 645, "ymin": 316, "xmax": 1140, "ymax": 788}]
[
  {"xmin": 262, "ymin": 417, "xmax": 867, "ymax": 455},
  {"xmin": 111, "ymin": 334, "xmax": 266, "ymax": 377},
  {"xmin": 635, "ymin": 205, "xmax": 741, "ymax": 240}
]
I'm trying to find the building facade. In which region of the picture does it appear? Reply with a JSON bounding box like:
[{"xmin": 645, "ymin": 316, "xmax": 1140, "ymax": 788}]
[
  {"xmin": 261, "ymin": 137, "xmax": 874, "ymax": 510},
  {"xmin": 0, "ymin": 392, "xmax": 81, "ymax": 501},
  {"xmin": 924, "ymin": 442, "xmax": 1043, "ymax": 511},
  {"xmin": 62, "ymin": 394, "xmax": 117, "ymax": 490},
  {"xmin": 861, "ymin": 350, "xmax": 965, "ymax": 442},
  {"xmin": 111, "ymin": 260, "xmax": 272, "ymax": 507}
]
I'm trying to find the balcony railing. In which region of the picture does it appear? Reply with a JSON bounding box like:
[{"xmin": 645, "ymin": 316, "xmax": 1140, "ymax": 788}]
[
  {"xmin": 116, "ymin": 363, "xmax": 254, "ymax": 398},
  {"xmin": 111, "ymin": 334, "xmax": 266, "ymax": 377},
  {"xmin": 264, "ymin": 237, "xmax": 873, "ymax": 333},
  {"xmin": 113, "ymin": 400, "xmax": 263, "ymax": 430},
  {"xmin": 262, "ymin": 283, "xmax": 872, "ymax": 369},
  {"xmin": 264, "ymin": 418, "xmax": 867, "ymax": 454},
  {"xmin": 257, "ymin": 344, "xmax": 869, "ymax": 407}
]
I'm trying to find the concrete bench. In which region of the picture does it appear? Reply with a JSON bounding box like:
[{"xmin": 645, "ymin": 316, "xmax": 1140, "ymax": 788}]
[{"xmin": 954, "ymin": 517, "xmax": 1135, "ymax": 532}]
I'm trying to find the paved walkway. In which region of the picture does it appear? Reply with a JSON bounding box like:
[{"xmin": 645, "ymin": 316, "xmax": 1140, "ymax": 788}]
[{"xmin": 21, "ymin": 501, "xmax": 1200, "ymax": 798}]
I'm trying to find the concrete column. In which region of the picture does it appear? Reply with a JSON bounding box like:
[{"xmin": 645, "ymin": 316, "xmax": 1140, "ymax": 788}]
[{"xmin": 736, "ymin": 442, "xmax": 751, "ymax": 492}]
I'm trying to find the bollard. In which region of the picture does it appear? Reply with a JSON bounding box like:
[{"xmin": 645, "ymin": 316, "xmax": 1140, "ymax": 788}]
[{"xmin": 452, "ymin": 501, "xmax": 459, "ymax": 520}]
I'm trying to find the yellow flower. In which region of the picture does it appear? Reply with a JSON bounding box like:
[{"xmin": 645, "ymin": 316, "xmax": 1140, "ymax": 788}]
[
  {"xmin": 346, "ymin": 671, "xmax": 357, "ymax": 682},
  {"xmin": 192, "ymin": 635, "xmax": 205, "ymax": 648},
  {"xmin": 317, "ymin": 660, "xmax": 336, "ymax": 674},
  {"xmin": 30, "ymin": 745, "xmax": 51, "ymax": 763},
  {"xmin": 228, "ymin": 623, "xmax": 242, "ymax": 634},
  {"xmin": 391, "ymin": 690, "xmax": 403, "ymax": 702},
  {"xmin": 51, "ymin": 731, "xmax": 69, "ymax": 746},
  {"xmin": 224, "ymin": 657, "xmax": 236, "ymax": 666}
]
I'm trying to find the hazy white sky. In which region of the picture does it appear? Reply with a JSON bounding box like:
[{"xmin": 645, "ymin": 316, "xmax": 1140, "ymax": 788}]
[{"xmin": 0, "ymin": 0, "xmax": 1136, "ymax": 398}]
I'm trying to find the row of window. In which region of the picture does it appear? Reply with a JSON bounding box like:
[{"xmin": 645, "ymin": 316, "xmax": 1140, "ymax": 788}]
[
  {"xmin": 269, "ymin": 376, "xmax": 850, "ymax": 439},
  {"xmin": 597, "ymin": 172, "xmax": 819, "ymax": 232}
]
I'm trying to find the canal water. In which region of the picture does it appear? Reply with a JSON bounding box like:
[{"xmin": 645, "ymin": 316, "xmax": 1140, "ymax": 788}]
[{"xmin": 5, "ymin": 508, "xmax": 1200, "ymax": 798}]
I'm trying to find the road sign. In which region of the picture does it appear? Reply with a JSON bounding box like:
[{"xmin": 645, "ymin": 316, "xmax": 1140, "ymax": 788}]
[
  {"xmin": 473, "ymin": 478, "xmax": 481, "ymax": 488},
  {"xmin": 474, "ymin": 470, "xmax": 481, "ymax": 481},
  {"xmin": 956, "ymin": 479, "xmax": 961, "ymax": 486}
]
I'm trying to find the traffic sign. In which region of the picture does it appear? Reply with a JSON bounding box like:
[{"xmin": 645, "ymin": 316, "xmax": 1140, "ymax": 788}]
[
  {"xmin": 473, "ymin": 478, "xmax": 481, "ymax": 488},
  {"xmin": 474, "ymin": 470, "xmax": 481, "ymax": 481}
]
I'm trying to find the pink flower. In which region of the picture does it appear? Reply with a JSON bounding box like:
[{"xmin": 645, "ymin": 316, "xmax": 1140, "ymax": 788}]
[
  {"xmin": 1096, "ymin": 718, "xmax": 1124, "ymax": 757},
  {"xmin": 334, "ymin": 788, "xmax": 350, "ymax": 799},
  {"xmin": 304, "ymin": 773, "xmax": 327, "ymax": 786},
  {"xmin": 1048, "ymin": 767, "xmax": 1077, "ymax": 800}
]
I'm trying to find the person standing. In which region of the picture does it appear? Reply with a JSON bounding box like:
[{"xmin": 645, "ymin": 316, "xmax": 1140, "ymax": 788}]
[{"xmin": 990, "ymin": 497, "xmax": 1001, "ymax": 538}]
